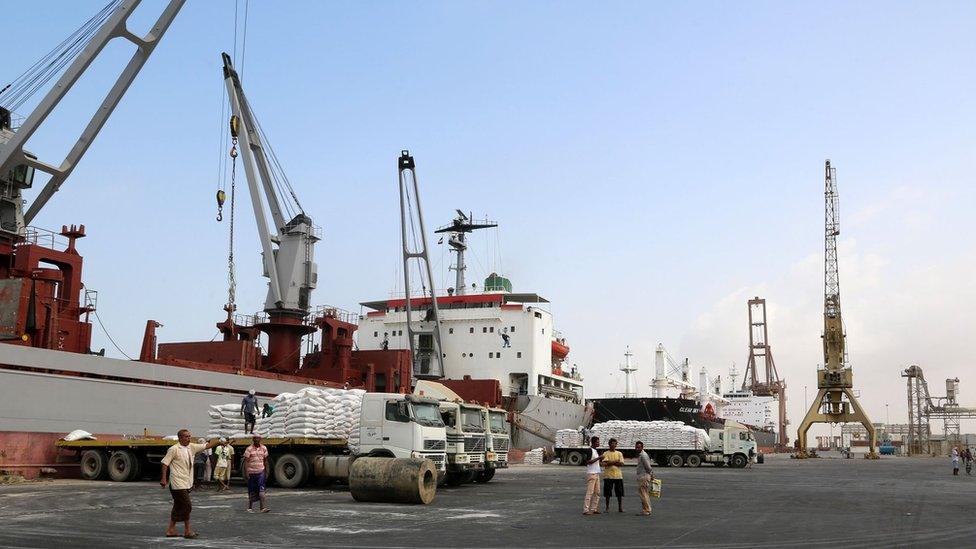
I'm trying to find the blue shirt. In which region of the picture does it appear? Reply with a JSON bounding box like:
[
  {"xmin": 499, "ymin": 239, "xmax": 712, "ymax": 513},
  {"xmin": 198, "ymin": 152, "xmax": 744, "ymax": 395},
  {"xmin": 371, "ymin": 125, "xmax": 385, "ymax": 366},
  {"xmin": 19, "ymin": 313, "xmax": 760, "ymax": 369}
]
[{"xmin": 241, "ymin": 394, "xmax": 259, "ymax": 414}]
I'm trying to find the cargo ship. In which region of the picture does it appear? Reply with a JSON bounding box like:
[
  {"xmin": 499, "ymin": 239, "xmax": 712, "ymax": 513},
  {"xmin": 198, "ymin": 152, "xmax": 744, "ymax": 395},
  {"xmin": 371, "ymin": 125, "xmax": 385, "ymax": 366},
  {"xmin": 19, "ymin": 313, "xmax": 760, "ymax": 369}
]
[
  {"xmin": 355, "ymin": 211, "xmax": 591, "ymax": 449},
  {"xmin": 586, "ymin": 348, "xmax": 778, "ymax": 448}
]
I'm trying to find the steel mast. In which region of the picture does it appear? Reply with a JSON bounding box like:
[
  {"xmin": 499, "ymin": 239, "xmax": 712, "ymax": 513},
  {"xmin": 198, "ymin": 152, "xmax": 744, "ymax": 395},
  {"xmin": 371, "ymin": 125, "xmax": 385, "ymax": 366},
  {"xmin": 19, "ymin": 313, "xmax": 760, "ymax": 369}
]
[
  {"xmin": 398, "ymin": 151, "xmax": 445, "ymax": 380},
  {"xmin": 434, "ymin": 211, "xmax": 497, "ymax": 295},
  {"xmin": 796, "ymin": 160, "xmax": 877, "ymax": 458}
]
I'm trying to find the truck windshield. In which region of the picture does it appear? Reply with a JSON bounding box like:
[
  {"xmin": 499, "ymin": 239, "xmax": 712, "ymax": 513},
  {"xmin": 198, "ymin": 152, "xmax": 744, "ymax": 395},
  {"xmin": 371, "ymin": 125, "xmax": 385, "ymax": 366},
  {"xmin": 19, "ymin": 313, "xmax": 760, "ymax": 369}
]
[
  {"xmin": 489, "ymin": 412, "xmax": 507, "ymax": 434},
  {"xmin": 460, "ymin": 407, "xmax": 484, "ymax": 432},
  {"xmin": 411, "ymin": 403, "xmax": 444, "ymax": 427}
]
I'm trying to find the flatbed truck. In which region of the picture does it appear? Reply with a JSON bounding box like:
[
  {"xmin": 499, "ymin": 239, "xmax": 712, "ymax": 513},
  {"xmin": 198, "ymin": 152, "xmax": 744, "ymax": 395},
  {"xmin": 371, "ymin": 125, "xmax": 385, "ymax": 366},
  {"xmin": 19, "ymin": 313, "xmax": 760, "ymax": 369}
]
[
  {"xmin": 57, "ymin": 393, "xmax": 447, "ymax": 488},
  {"xmin": 555, "ymin": 421, "xmax": 760, "ymax": 469}
]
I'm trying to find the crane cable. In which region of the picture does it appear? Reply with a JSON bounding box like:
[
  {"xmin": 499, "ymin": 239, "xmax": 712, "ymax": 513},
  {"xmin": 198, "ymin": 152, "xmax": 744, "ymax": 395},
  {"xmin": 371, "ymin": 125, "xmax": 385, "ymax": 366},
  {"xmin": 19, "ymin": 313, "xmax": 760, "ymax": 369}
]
[{"xmin": 226, "ymin": 117, "xmax": 240, "ymax": 312}]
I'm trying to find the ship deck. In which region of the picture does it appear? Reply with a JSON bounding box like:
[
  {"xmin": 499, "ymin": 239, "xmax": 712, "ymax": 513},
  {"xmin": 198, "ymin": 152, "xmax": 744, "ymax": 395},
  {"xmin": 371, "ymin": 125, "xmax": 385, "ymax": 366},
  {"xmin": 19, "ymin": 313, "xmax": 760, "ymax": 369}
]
[{"xmin": 0, "ymin": 454, "xmax": 968, "ymax": 547}]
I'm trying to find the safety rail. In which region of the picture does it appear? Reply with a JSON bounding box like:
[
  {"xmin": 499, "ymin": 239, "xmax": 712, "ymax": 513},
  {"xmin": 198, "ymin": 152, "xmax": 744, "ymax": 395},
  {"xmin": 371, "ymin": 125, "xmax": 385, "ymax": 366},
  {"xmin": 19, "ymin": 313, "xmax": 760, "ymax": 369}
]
[
  {"xmin": 22, "ymin": 226, "xmax": 70, "ymax": 251},
  {"xmin": 312, "ymin": 304, "xmax": 358, "ymax": 325}
]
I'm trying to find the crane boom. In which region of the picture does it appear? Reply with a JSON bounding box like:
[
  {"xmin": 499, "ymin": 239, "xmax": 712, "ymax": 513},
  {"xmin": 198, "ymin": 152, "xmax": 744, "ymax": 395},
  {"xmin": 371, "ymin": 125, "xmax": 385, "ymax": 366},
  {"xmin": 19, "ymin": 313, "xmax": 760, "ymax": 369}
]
[
  {"xmin": 221, "ymin": 53, "xmax": 319, "ymax": 315},
  {"xmin": 0, "ymin": 0, "xmax": 186, "ymax": 239}
]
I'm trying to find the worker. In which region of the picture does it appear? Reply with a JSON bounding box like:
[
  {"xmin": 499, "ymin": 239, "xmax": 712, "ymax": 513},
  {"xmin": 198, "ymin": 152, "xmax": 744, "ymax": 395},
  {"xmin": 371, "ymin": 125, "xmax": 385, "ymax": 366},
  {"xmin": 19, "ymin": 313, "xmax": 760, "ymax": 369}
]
[
  {"xmin": 261, "ymin": 402, "xmax": 274, "ymax": 419},
  {"xmin": 965, "ymin": 447, "xmax": 973, "ymax": 476},
  {"xmin": 241, "ymin": 390, "xmax": 259, "ymax": 434},
  {"xmin": 952, "ymin": 446, "xmax": 960, "ymax": 475},
  {"xmin": 634, "ymin": 441, "xmax": 654, "ymax": 517},
  {"xmin": 382, "ymin": 333, "xmax": 389, "ymax": 350},
  {"xmin": 601, "ymin": 438, "xmax": 625, "ymax": 513},
  {"xmin": 242, "ymin": 434, "xmax": 271, "ymax": 513},
  {"xmin": 193, "ymin": 438, "xmax": 212, "ymax": 485},
  {"xmin": 501, "ymin": 333, "xmax": 511, "ymax": 348},
  {"xmin": 213, "ymin": 438, "xmax": 234, "ymax": 492},
  {"xmin": 582, "ymin": 436, "xmax": 602, "ymax": 516},
  {"xmin": 159, "ymin": 429, "xmax": 220, "ymax": 539}
]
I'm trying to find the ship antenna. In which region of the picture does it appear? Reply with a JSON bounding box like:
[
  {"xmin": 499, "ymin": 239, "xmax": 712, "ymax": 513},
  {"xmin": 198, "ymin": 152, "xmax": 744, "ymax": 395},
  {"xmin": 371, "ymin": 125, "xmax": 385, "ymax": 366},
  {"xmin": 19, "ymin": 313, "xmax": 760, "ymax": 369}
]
[{"xmin": 435, "ymin": 210, "xmax": 497, "ymax": 295}]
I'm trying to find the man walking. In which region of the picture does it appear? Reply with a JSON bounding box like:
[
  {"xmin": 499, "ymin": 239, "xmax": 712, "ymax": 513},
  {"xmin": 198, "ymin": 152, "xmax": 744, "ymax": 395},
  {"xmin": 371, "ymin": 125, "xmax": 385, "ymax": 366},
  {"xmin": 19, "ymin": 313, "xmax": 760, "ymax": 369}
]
[
  {"xmin": 635, "ymin": 441, "xmax": 654, "ymax": 517},
  {"xmin": 243, "ymin": 434, "xmax": 270, "ymax": 512},
  {"xmin": 213, "ymin": 438, "xmax": 234, "ymax": 492},
  {"xmin": 241, "ymin": 390, "xmax": 259, "ymax": 434},
  {"xmin": 602, "ymin": 438, "xmax": 625, "ymax": 513},
  {"xmin": 583, "ymin": 436, "xmax": 602, "ymax": 515},
  {"xmin": 952, "ymin": 446, "xmax": 960, "ymax": 476},
  {"xmin": 159, "ymin": 429, "xmax": 219, "ymax": 539}
]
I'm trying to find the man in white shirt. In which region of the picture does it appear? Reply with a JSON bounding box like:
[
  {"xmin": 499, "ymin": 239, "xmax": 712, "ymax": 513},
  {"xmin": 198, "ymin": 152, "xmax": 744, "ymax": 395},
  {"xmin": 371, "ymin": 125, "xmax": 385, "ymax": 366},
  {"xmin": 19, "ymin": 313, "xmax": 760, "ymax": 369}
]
[
  {"xmin": 583, "ymin": 436, "xmax": 602, "ymax": 515},
  {"xmin": 213, "ymin": 438, "xmax": 234, "ymax": 492},
  {"xmin": 160, "ymin": 429, "xmax": 219, "ymax": 539}
]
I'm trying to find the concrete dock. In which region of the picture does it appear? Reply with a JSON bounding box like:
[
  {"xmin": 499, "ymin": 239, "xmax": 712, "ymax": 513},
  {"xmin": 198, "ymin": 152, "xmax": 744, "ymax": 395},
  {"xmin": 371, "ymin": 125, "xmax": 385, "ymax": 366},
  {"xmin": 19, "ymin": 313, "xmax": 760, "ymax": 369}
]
[{"xmin": 0, "ymin": 455, "xmax": 971, "ymax": 548}]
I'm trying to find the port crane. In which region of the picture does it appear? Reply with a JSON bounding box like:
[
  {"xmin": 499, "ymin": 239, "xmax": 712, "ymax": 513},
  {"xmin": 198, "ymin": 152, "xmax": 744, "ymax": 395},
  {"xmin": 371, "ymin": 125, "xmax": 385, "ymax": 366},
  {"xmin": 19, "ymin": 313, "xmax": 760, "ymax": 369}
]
[
  {"xmin": 796, "ymin": 160, "xmax": 877, "ymax": 457},
  {"xmin": 0, "ymin": 0, "xmax": 185, "ymax": 352},
  {"xmin": 741, "ymin": 297, "xmax": 789, "ymax": 450}
]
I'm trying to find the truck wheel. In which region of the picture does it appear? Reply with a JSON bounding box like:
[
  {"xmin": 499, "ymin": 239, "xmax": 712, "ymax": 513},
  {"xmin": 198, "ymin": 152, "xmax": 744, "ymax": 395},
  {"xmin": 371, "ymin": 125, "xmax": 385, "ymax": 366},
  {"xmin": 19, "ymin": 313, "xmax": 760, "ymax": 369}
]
[
  {"xmin": 567, "ymin": 451, "xmax": 585, "ymax": 466},
  {"xmin": 685, "ymin": 454, "xmax": 702, "ymax": 468},
  {"xmin": 108, "ymin": 450, "xmax": 140, "ymax": 482},
  {"xmin": 730, "ymin": 453, "xmax": 748, "ymax": 468},
  {"xmin": 667, "ymin": 454, "xmax": 684, "ymax": 468},
  {"xmin": 475, "ymin": 468, "xmax": 496, "ymax": 483},
  {"xmin": 445, "ymin": 472, "xmax": 465, "ymax": 487},
  {"xmin": 274, "ymin": 454, "xmax": 309, "ymax": 488},
  {"xmin": 80, "ymin": 450, "xmax": 108, "ymax": 480}
]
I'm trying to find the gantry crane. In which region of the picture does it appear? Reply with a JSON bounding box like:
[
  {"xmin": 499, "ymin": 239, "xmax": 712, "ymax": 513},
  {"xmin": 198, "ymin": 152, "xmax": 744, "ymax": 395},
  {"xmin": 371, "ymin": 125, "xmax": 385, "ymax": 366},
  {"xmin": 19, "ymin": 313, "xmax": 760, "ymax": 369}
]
[
  {"xmin": 796, "ymin": 160, "xmax": 877, "ymax": 458},
  {"xmin": 220, "ymin": 53, "xmax": 319, "ymax": 372},
  {"xmin": 741, "ymin": 297, "xmax": 789, "ymax": 450}
]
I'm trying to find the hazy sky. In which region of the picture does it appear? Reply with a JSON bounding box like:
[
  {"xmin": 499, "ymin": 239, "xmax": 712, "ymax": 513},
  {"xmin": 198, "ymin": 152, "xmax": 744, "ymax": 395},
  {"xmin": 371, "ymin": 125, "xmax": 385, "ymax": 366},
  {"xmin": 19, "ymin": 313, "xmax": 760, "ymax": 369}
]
[{"xmin": 6, "ymin": 1, "xmax": 974, "ymax": 439}]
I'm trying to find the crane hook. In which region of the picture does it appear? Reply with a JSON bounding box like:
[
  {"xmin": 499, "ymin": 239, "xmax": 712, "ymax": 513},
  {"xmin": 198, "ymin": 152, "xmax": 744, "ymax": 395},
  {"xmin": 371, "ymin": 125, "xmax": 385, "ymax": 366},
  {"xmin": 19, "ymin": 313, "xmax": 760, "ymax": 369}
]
[{"xmin": 216, "ymin": 189, "xmax": 226, "ymax": 222}]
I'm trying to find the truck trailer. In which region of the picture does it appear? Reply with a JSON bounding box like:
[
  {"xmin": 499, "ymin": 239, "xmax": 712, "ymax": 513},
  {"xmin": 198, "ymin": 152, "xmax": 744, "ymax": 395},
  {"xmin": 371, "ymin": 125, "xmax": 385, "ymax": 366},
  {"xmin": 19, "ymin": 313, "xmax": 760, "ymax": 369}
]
[{"xmin": 555, "ymin": 421, "xmax": 760, "ymax": 469}]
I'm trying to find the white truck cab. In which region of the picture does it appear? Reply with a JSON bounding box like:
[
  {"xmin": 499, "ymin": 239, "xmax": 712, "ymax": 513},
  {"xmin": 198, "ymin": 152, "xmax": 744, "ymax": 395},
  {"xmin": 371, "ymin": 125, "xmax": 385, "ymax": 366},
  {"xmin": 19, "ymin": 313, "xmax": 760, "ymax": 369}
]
[
  {"xmin": 708, "ymin": 421, "xmax": 759, "ymax": 467},
  {"xmin": 359, "ymin": 393, "xmax": 447, "ymax": 472},
  {"xmin": 438, "ymin": 400, "xmax": 487, "ymax": 484},
  {"xmin": 477, "ymin": 407, "xmax": 510, "ymax": 483}
]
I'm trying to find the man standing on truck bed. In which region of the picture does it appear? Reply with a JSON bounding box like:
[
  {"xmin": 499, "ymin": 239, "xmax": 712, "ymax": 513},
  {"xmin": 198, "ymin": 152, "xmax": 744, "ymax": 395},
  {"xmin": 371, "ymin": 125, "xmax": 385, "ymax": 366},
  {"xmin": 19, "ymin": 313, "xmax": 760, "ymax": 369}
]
[
  {"xmin": 601, "ymin": 438, "xmax": 625, "ymax": 513},
  {"xmin": 159, "ymin": 429, "xmax": 220, "ymax": 539},
  {"xmin": 635, "ymin": 441, "xmax": 654, "ymax": 517},
  {"xmin": 243, "ymin": 435, "xmax": 270, "ymax": 513},
  {"xmin": 241, "ymin": 390, "xmax": 259, "ymax": 434},
  {"xmin": 583, "ymin": 436, "xmax": 602, "ymax": 516}
]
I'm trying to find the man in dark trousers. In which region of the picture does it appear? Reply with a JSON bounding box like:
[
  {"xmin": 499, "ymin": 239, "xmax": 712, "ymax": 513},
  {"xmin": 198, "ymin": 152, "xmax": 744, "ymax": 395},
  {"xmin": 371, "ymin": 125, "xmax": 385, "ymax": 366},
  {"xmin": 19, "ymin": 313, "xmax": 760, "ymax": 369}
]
[
  {"xmin": 160, "ymin": 429, "xmax": 219, "ymax": 539},
  {"xmin": 241, "ymin": 390, "xmax": 259, "ymax": 434}
]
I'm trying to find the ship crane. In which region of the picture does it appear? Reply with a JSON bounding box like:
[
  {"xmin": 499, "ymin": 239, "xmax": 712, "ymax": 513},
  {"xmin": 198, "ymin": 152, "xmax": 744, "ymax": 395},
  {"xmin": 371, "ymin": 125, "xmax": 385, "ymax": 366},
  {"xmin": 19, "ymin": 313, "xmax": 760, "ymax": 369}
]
[
  {"xmin": 0, "ymin": 0, "xmax": 185, "ymax": 241},
  {"xmin": 796, "ymin": 160, "xmax": 877, "ymax": 458},
  {"xmin": 0, "ymin": 0, "xmax": 185, "ymax": 354},
  {"xmin": 220, "ymin": 53, "xmax": 319, "ymax": 372}
]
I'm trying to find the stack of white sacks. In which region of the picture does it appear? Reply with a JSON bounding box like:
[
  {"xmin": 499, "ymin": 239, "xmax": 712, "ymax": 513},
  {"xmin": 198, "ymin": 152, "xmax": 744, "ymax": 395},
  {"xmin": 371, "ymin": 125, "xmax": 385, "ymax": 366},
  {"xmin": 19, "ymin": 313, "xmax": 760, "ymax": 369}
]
[
  {"xmin": 556, "ymin": 421, "xmax": 709, "ymax": 450},
  {"xmin": 523, "ymin": 448, "xmax": 545, "ymax": 465},
  {"xmin": 555, "ymin": 429, "xmax": 583, "ymax": 448},
  {"xmin": 207, "ymin": 387, "xmax": 365, "ymax": 451}
]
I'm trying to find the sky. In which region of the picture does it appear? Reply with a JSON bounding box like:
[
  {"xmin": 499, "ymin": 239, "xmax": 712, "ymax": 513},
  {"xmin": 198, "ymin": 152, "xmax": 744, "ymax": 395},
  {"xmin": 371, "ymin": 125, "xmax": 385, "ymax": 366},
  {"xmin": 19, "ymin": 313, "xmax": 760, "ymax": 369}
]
[{"xmin": 5, "ymin": 1, "xmax": 975, "ymax": 441}]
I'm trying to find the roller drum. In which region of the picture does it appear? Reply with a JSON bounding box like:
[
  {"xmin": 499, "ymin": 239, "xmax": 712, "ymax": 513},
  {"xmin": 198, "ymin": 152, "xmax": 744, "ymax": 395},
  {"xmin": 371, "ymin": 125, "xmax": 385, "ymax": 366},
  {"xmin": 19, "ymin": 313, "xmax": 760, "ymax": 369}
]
[{"xmin": 349, "ymin": 457, "xmax": 437, "ymax": 504}]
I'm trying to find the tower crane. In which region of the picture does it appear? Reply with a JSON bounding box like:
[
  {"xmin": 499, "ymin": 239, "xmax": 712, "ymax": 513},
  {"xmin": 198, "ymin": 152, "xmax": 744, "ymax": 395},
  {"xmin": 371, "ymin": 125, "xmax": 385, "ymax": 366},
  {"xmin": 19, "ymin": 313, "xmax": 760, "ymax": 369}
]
[
  {"xmin": 220, "ymin": 53, "xmax": 319, "ymax": 372},
  {"xmin": 796, "ymin": 160, "xmax": 877, "ymax": 458}
]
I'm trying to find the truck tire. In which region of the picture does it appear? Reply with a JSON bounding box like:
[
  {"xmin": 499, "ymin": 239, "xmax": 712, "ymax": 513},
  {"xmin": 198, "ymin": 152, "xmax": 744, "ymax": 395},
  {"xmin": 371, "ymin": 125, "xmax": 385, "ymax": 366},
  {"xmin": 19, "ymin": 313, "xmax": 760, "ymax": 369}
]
[
  {"xmin": 567, "ymin": 451, "xmax": 585, "ymax": 466},
  {"xmin": 685, "ymin": 454, "xmax": 702, "ymax": 468},
  {"xmin": 445, "ymin": 471, "xmax": 465, "ymax": 487},
  {"xmin": 667, "ymin": 454, "xmax": 684, "ymax": 468},
  {"xmin": 475, "ymin": 468, "xmax": 496, "ymax": 483},
  {"xmin": 274, "ymin": 453, "xmax": 309, "ymax": 488},
  {"xmin": 108, "ymin": 450, "xmax": 140, "ymax": 482},
  {"xmin": 730, "ymin": 453, "xmax": 748, "ymax": 468},
  {"xmin": 80, "ymin": 450, "xmax": 108, "ymax": 480}
]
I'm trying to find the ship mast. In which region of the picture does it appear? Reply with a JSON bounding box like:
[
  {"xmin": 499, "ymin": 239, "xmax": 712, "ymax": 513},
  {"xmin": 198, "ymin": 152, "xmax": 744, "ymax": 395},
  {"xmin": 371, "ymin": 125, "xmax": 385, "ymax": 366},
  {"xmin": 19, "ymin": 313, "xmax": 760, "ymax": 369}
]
[
  {"xmin": 434, "ymin": 211, "xmax": 497, "ymax": 295},
  {"xmin": 619, "ymin": 347, "xmax": 637, "ymax": 398}
]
